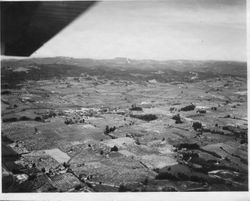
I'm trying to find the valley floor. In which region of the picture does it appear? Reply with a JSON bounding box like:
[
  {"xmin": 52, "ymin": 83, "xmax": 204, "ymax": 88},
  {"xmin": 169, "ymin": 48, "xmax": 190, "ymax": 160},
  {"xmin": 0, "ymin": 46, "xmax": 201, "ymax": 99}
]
[{"xmin": 1, "ymin": 66, "xmax": 248, "ymax": 192}]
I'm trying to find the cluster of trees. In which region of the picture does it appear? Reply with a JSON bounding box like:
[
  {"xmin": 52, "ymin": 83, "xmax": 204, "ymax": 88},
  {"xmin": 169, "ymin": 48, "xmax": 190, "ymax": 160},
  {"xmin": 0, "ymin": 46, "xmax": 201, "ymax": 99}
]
[
  {"xmin": 196, "ymin": 109, "xmax": 206, "ymax": 114},
  {"xmin": 192, "ymin": 122, "xmax": 202, "ymax": 131},
  {"xmin": 172, "ymin": 114, "xmax": 183, "ymax": 124},
  {"xmin": 110, "ymin": 145, "xmax": 118, "ymax": 152},
  {"xmin": 180, "ymin": 104, "xmax": 196, "ymax": 111},
  {"xmin": 64, "ymin": 117, "xmax": 85, "ymax": 125},
  {"xmin": 104, "ymin": 125, "xmax": 116, "ymax": 135},
  {"xmin": 130, "ymin": 114, "xmax": 157, "ymax": 122}
]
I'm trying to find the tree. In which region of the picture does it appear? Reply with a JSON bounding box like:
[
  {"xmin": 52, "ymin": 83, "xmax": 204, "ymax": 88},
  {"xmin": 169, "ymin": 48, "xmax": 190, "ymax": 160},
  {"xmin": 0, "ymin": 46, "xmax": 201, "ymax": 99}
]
[
  {"xmin": 41, "ymin": 167, "xmax": 46, "ymax": 173},
  {"xmin": 111, "ymin": 145, "xmax": 118, "ymax": 152},
  {"xmin": 192, "ymin": 122, "xmax": 202, "ymax": 131},
  {"xmin": 104, "ymin": 125, "xmax": 109, "ymax": 134},
  {"xmin": 63, "ymin": 162, "xmax": 70, "ymax": 168}
]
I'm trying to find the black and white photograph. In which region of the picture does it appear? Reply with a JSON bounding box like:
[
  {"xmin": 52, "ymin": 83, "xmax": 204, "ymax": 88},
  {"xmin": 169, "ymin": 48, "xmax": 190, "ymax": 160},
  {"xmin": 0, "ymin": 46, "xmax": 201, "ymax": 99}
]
[{"xmin": 0, "ymin": 0, "xmax": 248, "ymax": 196}]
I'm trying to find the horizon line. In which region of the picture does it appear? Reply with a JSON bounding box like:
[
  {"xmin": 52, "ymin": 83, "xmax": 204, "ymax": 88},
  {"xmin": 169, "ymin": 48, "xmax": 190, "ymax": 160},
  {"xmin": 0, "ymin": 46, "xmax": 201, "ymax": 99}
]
[{"xmin": 0, "ymin": 55, "xmax": 247, "ymax": 63}]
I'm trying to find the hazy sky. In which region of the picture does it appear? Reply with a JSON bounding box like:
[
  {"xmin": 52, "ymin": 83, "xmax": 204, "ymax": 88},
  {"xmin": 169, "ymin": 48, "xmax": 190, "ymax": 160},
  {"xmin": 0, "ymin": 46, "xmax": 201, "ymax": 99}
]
[{"xmin": 32, "ymin": 0, "xmax": 246, "ymax": 61}]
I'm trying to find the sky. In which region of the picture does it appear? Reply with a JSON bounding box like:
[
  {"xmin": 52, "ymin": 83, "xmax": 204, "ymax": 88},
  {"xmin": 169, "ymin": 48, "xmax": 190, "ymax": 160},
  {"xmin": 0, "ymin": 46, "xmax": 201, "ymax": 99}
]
[{"xmin": 32, "ymin": 0, "xmax": 246, "ymax": 61}]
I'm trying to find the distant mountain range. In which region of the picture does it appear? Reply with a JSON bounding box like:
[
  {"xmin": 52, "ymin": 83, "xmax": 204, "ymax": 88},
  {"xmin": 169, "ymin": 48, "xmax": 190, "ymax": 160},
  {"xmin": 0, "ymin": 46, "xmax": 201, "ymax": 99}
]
[
  {"xmin": 2, "ymin": 56, "xmax": 247, "ymax": 70},
  {"xmin": 1, "ymin": 57, "xmax": 247, "ymax": 88}
]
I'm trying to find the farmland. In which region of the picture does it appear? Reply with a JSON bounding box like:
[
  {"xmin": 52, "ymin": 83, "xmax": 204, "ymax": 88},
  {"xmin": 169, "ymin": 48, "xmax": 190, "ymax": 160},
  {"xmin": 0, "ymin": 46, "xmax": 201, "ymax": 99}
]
[{"xmin": 1, "ymin": 57, "xmax": 248, "ymax": 192}]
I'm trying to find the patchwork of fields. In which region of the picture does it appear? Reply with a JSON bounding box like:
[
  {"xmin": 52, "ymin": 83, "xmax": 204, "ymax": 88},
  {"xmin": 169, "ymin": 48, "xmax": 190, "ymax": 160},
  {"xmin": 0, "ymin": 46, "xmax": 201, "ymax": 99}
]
[{"xmin": 1, "ymin": 58, "xmax": 248, "ymax": 192}]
